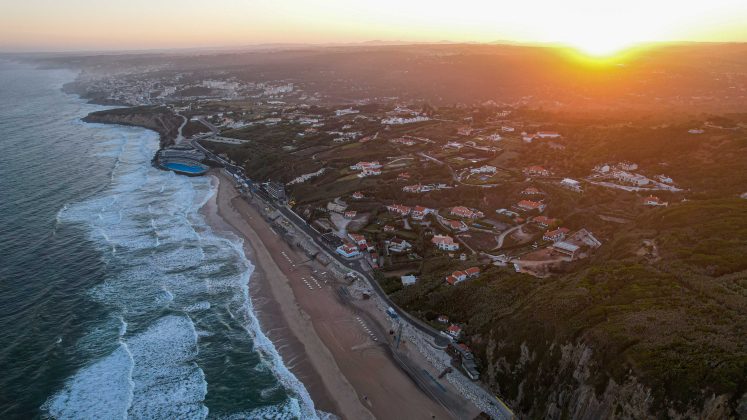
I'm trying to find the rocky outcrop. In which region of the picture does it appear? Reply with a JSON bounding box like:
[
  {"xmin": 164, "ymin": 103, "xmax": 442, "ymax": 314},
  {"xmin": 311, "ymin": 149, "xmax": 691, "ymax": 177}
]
[
  {"xmin": 82, "ymin": 106, "xmax": 182, "ymax": 148},
  {"xmin": 485, "ymin": 338, "xmax": 745, "ymax": 419}
]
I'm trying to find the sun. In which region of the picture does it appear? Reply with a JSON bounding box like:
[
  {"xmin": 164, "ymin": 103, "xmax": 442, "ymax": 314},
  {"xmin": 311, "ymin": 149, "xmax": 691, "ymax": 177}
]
[
  {"xmin": 572, "ymin": 39, "xmax": 631, "ymax": 57},
  {"xmin": 555, "ymin": 22, "xmax": 652, "ymax": 58}
]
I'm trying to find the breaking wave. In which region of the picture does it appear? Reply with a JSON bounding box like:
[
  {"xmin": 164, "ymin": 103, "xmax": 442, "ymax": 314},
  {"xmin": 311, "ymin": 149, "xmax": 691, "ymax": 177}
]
[{"xmin": 44, "ymin": 125, "xmax": 319, "ymax": 418}]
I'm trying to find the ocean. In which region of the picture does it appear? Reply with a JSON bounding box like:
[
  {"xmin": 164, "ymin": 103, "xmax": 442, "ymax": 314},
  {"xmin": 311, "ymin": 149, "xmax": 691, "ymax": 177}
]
[{"xmin": 0, "ymin": 61, "xmax": 320, "ymax": 419}]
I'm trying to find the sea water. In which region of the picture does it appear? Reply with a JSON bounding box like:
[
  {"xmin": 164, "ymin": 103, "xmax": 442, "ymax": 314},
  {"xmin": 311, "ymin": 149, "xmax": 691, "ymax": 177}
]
[{"xmin": 0, "ymin": 61, "xmax": 321, "ymax": 419}]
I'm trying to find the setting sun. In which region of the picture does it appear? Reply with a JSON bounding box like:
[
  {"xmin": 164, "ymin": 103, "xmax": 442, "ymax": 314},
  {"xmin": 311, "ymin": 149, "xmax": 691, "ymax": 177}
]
[{"xmin": 567, "ymin": 38, "xmax": 635, "ymax": 57}]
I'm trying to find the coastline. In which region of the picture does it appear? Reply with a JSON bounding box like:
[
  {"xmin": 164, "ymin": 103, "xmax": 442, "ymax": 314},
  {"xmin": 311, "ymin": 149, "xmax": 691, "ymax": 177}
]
[{"xmin": 202, "ymin": 171, "xmax": 462, "ymax": 419}]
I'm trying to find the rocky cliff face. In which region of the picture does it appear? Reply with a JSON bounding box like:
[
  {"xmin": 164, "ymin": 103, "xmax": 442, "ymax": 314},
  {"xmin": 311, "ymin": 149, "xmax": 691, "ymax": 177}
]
[
  {"xmin": 82, "ymin": 106, "xmax": 182, "ymax": 148},
  {"xmin": 485, "ymin": 338, "xmax": 746, "ymax": 419}
]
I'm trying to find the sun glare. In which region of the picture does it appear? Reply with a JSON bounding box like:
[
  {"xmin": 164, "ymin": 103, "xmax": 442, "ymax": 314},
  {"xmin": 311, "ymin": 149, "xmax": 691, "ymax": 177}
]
[{"xmin": 572, "ymin": 40, "xmax": 631, "ymax": 57}]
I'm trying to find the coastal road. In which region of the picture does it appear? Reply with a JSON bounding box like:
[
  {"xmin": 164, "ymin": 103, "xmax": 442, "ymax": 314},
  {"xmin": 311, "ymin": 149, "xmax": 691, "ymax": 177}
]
[{"xmin": 213, "ymin": 162, "xmax": 515, "ymax": 420}]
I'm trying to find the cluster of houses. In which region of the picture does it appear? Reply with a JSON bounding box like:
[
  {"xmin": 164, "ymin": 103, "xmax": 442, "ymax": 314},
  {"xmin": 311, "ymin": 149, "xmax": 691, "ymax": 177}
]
[
  {"xmin": 591, "ymin": 161, "xmax": 672, "ymax": 188},
  {"xmin": 381, "ymin": 115, "xmax": 430, "ymax": 125}
]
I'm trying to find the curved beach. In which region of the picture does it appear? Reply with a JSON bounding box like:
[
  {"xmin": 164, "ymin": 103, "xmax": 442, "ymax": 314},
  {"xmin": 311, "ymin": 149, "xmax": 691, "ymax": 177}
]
[{"xmin": 202, "ymin": 171, "xmax": 461, "ymax": 419}]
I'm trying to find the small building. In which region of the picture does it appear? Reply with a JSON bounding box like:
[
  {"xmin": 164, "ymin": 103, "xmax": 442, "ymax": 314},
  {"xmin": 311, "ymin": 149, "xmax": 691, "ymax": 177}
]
[
  {"xmin": 643, "ymin": 195, "xmax": 668, "ymax": 207},
  {"xmin": 348, "ymin": 233, "xmax": 367, "ymax": 249},
  {"xmin": 437, "ymin": 315, "xmax": 449, "ymax": 324},
  {"xmin": 618, "ymin": 162, "xmax": 638, "ymax": 171},
  {"xmin": 336, "ymin": 244, "xmax": 361, "ymax": 258},
  {"xmin": 465, "ymin": 267, "xmax": 481, "ymax": 278},
  {"xmin": 552, "ymin": 241, "xmax": 580, "ymax": 259},
  {"xmin": 536, "ymin": 131, "xmax": 562, "ymax": 139},
  {"xmin": 264, "ymin": 181, "xmax": 287, "ymax": 201},
  {"xmin": 560, "ymin": 178, "xmax": 583, "ymax": 192},
  {"xmin": 350, "ymin": 161, "xmax": 381, "ymax": 171},
  {"xmin": 532, "ymin": 216, "xmax": 558, "ymax": 228},
  {"xmin": 383, "ymin": 225, "xmax": 396, "ymax": 233},
  {"xmin": 470, "ymin": 165, "xmax": 497, "ymax": 174},
  {"xmin": 612, "ymin": 171, "xmax": 648, "ymax": 186},
  {"xmin": 386, "ymin": 204, "xmax": 412, "ymax": 217},
  {"xmin": 447, "ymin": 324, "xmax": 462, "ymax": 338},
  {"xmin": 411, "ymin": 205, "xmax": 433, "ymax": 220},
  {"xmin": 543, "ymin": 227, "xmax": 570, "ymax": 242},
  {"xmin": 523, "ymin": 166, "xmax": 551, "ymax": 177},
  {"xmin": 516, "ymin": 200, "xmax": 546, "ymax": 213},
  {"xmin": 388, "ymin": 237, "xmax": 413, "ymax": 253},
  {"xmin": 352, "ymin": 191, "xmax": 364, "ymax": 200},
  {"xmin": 432, "ymin": 235, "xmax": 460, "ymax": 251},
  {"xmin": 344, "ymin": 210, "xmax": 357, "ymax": 219},
  {"xmin": 358, "ymin": 168, "xmax": 381, "ymax": 177},
  {"xmin": 443, "ymin": 218, "xmax": 469, "ymax": 232},
  {"xmin": 401, "ymin": 275, "xmax": 417, "ymax": 286},
  {"xmin": 521, "ymin": 187, "xmax": 544, "ymax": 196}
]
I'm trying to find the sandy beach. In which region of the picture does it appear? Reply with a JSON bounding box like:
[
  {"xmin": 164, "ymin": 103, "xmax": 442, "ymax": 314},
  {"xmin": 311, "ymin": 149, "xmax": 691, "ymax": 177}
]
[{"xmin": 201, "ymin": 172, "xmax": 459, "ymax": 419}]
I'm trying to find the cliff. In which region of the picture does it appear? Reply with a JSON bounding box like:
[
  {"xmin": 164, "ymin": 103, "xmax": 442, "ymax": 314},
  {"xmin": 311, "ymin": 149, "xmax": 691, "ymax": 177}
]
[{"xmin": 82, "ymin": 106, "xmax": 183, "ymax": 148}]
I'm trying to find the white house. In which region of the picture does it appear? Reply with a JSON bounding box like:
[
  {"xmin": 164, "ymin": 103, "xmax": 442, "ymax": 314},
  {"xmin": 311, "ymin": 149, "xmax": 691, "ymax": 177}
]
[
  {"xmin": 470, "ymin": 165, "xmax": 497, "ymax": 174},
  {"xmin": 643, "ymin": 195, "xmax": 668, "ymax": 207},
  {"xmin": 335, "ymin": 108, "xmax": 359, "ymax": 116},
  {"xmin": 401, "ymin": 275, "xmax": 418, "ymax": 286},
  {"xmin": 536, "ymin": 131, "xmax": 562, "ymax": 139},
  {"xmin": 388, "ymin": 237, "xmax": 413, "ymax": 253},
  {"xmin": 612, "ymin": 171, "xmax": 649, "ymax": 186},
  {"xmin": 432, "ymin": 235, "xmax": 460, "ymax": 251},
  {"xmin": 357, "ymin": 168, "xmax": 381, "ymax": 177},
  {"xmin": 560, "ymin": 178, "xmax": 583, "ymax": 192},
  {"xmin": 543, "ymin": 227, "xmax": 570, "ymax": 242},
  {"xmin": 350, "ymin": 161, "xmax": 382, "ymax": 171},
  {"xmin": 411, "ymin": 205, "xmax": 434, "ymax": 220}
]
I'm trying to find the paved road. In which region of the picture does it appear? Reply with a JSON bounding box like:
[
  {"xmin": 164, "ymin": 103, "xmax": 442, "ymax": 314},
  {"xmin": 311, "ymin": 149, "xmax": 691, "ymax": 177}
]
[{"xmin": 495, "ymin": 223, "xmax": 526, "ymax": 250}]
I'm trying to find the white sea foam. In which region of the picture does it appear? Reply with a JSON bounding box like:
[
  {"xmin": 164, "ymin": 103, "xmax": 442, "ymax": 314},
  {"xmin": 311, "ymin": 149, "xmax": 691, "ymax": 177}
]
[
  {"xmin": 48, "ymin": 123, "xmax": 320, "ymax": 418},
  {"xmin": 43, "ymin": 344, "xmax": 134, "ymax": 420}
]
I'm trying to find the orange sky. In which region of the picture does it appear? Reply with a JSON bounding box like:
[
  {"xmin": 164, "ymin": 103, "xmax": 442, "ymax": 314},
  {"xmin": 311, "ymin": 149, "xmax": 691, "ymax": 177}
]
[{"xmin": 2, "ymin": 0, "xmax": 746, "ymax": 54}]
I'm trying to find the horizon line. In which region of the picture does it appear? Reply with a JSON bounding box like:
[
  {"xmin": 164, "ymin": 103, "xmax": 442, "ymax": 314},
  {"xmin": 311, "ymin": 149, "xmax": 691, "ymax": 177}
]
[{"xmin": 2, "ymin": 39, "xmax": 746, "ymax": 56}]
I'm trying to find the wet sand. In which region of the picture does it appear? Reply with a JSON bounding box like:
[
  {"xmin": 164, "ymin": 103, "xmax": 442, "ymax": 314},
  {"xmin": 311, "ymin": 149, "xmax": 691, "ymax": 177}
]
[{"xmin": 202, "ymin": 172, "xmax": 454, "ymax": 419}]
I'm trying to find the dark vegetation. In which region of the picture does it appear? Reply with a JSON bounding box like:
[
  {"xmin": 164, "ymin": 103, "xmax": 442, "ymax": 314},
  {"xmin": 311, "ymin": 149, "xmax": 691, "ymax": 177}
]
[{"xmin": 392, "ymin": 199, "xmax": 747, "ymax": 414}]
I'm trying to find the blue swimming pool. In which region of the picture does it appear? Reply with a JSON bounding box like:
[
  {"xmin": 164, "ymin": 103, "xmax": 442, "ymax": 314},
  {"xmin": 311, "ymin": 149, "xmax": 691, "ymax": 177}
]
[{"xmin": 162, "ymin": 162, "xmax": 207, "ymax": 175}]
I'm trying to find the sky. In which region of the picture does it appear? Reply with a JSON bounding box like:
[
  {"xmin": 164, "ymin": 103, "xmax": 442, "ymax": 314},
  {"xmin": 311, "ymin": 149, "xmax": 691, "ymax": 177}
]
[{"xmin": 2, "ymin": 0, "xmax": 747, "ymax": 55}]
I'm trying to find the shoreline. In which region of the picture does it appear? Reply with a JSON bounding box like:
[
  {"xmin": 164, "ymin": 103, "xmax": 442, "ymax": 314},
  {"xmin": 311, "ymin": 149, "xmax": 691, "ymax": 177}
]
[
  {"xmin": 200, "ymin": 173, "xmax": 373, "ymax": 419},
  {"xmin": 202, "ymin": 171, "xmax": 464, "ymax": 419},
  {"xmin": 54, "ymin": 67, "xmax": 480, "ymax": 419}
]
